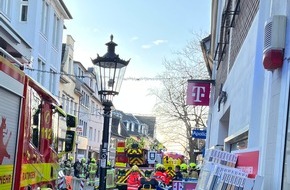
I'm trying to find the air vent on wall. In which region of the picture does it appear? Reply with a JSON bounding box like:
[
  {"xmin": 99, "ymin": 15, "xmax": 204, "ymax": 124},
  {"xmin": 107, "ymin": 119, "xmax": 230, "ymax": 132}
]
[{"xmin": 263, "ymin": 15, "xmax": 287, "ymax": 70}]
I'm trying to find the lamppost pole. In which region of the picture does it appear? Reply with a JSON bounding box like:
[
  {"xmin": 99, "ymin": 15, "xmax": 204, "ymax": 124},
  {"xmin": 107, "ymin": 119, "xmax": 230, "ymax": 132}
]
[
  {"xmin": 99, "ymin": 100, "xmax": 112, "ymax": 190},
  {"xmin": 92, "ymin": 35, "xmax": 130, "ymax": 190}
]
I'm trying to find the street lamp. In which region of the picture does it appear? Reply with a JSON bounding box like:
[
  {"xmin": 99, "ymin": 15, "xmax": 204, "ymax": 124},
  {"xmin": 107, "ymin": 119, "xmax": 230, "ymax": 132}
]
[{"xmin": 92, "ymin": 35, "xmax": 130, "ymax": 190}]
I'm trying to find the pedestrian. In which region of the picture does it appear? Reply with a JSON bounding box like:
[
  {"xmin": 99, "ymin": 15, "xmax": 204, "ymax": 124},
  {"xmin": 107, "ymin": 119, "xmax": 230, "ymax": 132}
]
[
  {"xmin": 127, "ymin": 165, "xmax": 141, "ymax": 190},
  {"xmin": 172, "ymin": 165, "xmax": 183, "ymax": 181},
  {"xmin": 88, "ymin": 158, "xmax": 97, "ymax": 186},
  {"xmin": 73, "ymin": 158, "xmax": 82, "ymax": 178},
  {"xmin": 64, "ymin": 156, "xmax": 73, "ymax": 176}
]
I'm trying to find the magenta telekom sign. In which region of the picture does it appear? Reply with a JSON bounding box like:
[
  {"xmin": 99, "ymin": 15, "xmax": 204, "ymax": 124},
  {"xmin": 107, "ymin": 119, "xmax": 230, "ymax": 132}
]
[{"xmin": 186, "ymin": 80, "xmax": 212, "ymax": 106}]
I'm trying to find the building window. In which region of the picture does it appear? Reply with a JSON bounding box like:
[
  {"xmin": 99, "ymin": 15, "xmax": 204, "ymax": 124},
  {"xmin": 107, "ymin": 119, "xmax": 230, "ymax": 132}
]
[
  {"xmin": 78, "ymin": 120, "xmax": 83, "ymax": 136},
  {"xmin": 124, "ymin": 122, "xmax": 129, "ymax": 131},
  {"xmin": 68, "ymin": 57, "xmax": 72, "ymax": 74},
  {"xmin": 62, "ymin": 94, "xmax": 65, "ymax": 109},
  {"xmin": 49, "ymin": 68, "xmax": 56, "ymax": 92},
  {"xmin": 41, "ymin": 0, "xmax": 48, "ymax": 36},
  {"xmin": 37, "ymin": 59, "xmax": 45, "ymax": 85},
  {"xmin": 52, "ymin": 13, "xmax": 60, "ymax": 47},
  {"xmin": 70, "ymin": 100, "xmax": 74, "ymax": 114},
  {"xmin": 80, "ymin": 91, "xmax": 85, "ymax": 106},
  {"xmin": 83, "ymin": 122, "xmax": 87, "ymax": 137},
  {"xmin": 91, "ymin": 101, "xmax": 95, "ymax": 115},
  {"xmin": 230, "ymin": 139, "xmax": 248, "ymax": 151},
  {"xmin": 89, "ymin": 127, "xmax": 93, "ymax": 140},
  {"xmin": 98, "ymin": 130, "xmax": 100, "ymax": 143},
  {"xmin": 0, "ymin": 0, "xmax": 11, "ymax": 17},
  {"xmin": 90, "ymin": 78, "xmax": 93, "ymax": 88},
  {"xmin": 77, "ymin": 67, "xmax": 84, "ymax": 80},
  {"xmin": 134, "ymin": 124, "xmax": 138, "ymax": 132},
  {"xmin": 66, "ymin": 97, "xmax": 69, "ymax": 113},
  {"xmin": 94, "ymin": 129, "xmax": 96, "ymax": 141},
  {"xmin": 130, "ymin": 123, "xmax": 134, "ymax": 132},
  {"xmin": 74, "ymin": 102, "xmax": 77, "ymax": 116},
  {"xmin": 86, "ymin": 94, "xmax": 89, "ymax": 107},
  {"xmin": 20, "ymin": 0, "xmax": 28, "ymax": 22},
  {"xmin": 78, "ymin": 67, "xmax": 81, "ymax": 78},
  {"xmin": 145, "ymin": 126, "xmax": 148, "ymax": 135}
]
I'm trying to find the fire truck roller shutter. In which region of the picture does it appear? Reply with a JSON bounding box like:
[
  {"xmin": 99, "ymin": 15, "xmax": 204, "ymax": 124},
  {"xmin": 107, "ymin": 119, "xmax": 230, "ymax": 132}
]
[{"xmin": 0, "ymin": 87, "xmax": 22, "ymax": 189}]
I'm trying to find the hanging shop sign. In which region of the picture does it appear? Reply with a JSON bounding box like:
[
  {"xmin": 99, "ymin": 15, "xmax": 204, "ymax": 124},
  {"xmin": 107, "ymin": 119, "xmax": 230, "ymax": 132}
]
[
  {"xmin": 192, "ymin": 129, "xmax": 207, "ymax": 139},
  {"xmin": 186, "ymin": 80, "xmax": 214, "ymax": 106}
]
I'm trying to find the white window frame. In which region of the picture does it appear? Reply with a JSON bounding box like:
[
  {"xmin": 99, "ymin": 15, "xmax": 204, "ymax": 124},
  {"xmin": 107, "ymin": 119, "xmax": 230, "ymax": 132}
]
[
  {"xmin": 68, "ymin": 57, "xmax": 72, "ymax": 74},
  {"xmin": 49, "ymin": 68, "xmax": 56, "ymax": 92},
  {"xmin": 52, "ymin": 13, "xmax": 60, "ymax": 47},
  {"xmin": 20, "ymin": 0, "xmax": 28, "ymax": 22},
  {"xmin": 41, "ymin": 0, "xmax": 48, "ymax": 36},
  {"xmin": 37, "ymin": 59, "xmax": 45, "ymax": 85},
  {"xmin": 89, "ymin": 127, "xmax": 93, "ymax": 140},
  {"xmin": 0, "ymin": 0, "xmax": 11, "ymax": 18}
]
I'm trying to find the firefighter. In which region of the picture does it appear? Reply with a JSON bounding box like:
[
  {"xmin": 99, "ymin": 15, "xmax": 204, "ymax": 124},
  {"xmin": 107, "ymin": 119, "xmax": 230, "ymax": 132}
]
[
  {"xmin": 88, "ymin": 158, "xmax": 97, "ymax": 186},
  {"xmin": 180, "ymin": 163, "xmax": 189, "ymax": 179},
  {"xmin": 152, "ymin": 164, "xmax": 171, "ymax": 186},
  {"xmin": 188, "ymin": 162, "xmax": 199, "ymax": 179},
  {"xmin": 127, "ymin": 165, "xmax": 141, "ymax": 190},
  {"xmin": 79, "ymin": 158, "xmax": 88, "ymax": 179}
]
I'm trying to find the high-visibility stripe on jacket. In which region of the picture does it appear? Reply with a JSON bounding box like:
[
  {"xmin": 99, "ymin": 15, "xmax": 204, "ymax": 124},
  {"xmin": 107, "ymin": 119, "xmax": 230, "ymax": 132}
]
[{"xmin": 65, "ymin": 175, "xmax": 73, "ymax": 190}]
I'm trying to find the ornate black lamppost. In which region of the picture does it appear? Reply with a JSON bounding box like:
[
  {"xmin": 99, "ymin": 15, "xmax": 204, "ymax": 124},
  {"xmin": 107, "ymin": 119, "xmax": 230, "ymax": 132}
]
[{"xmin": 92, "ymin": 35, "xmax": 130, "ymax": 190}]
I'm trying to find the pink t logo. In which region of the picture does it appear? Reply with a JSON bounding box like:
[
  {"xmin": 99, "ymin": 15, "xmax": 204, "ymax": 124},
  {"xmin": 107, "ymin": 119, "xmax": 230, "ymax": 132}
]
[
  {"xmin": 187, "ymin": 82, "xmax": 210, "ymax": 106},
  {"xmin": 192, "ymin": 86, "xmax": 206, "ymax": 102}
]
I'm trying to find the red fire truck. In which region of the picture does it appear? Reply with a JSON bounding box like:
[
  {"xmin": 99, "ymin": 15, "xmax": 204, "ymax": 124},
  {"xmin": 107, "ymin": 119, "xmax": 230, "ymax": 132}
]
[
  {"xmin": 0, "ymin": 54, "xmax": 76, "ymax": 189},
  {"xmin": 114, "ymin": 137, "xmax": 186, "ymax": 189}
]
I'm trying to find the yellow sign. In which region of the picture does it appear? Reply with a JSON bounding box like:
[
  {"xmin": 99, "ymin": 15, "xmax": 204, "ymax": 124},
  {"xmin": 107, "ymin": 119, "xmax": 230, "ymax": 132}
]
[
  {"xmin": 20, "ymin": 163, "xmax": 58, "ymax": 187},
  {"xmin": 0, "ymin": 165, "xmax": 13, "ymax": 190}
]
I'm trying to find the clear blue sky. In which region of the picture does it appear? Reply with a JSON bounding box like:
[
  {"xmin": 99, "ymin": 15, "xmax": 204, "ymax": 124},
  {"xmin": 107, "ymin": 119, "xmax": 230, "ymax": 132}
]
[{"xmin": 62, "ymin": 0, "xmax": 211, "ymax": 114}]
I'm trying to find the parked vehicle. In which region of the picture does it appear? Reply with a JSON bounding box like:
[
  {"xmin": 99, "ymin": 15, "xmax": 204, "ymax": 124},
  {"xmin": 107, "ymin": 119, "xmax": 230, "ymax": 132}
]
[
  {"xmin": 114, "ymin": 137, "xmax": 185, "ymax": 189},
  {"xmin": 0, "ymin": 51, "xmax": 76, "ymax": 190}
]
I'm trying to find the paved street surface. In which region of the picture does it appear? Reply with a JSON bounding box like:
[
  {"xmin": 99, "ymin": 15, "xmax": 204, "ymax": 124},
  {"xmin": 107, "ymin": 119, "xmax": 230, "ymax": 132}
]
[
  {"xmin": 84, "ymin": 184, "xmax": 96, "ymax": 190},
  {"xmin": 82, "ymin": 178, "xmax": 99, "ymax": 190}
]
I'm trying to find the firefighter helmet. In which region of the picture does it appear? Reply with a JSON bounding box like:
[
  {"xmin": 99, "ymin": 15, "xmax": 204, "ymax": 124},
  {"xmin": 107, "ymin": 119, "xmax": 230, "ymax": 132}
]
[
  {"xmin": 189, "ymin": 162, "xmax": 197, "ymax": 169},
  {"xmin": 156, "ymin": 164, "xmax": 165, "ymax": 171},
  {"xmin": 91, "ymin": 158, "xmax": 96, "ymax": 163},
  {"xmin": 132, "ymin": 165, "xmax": 139, "ymax": 171},
  {"xmin": 180, "ymin": 163, "xmax": 187, "ymax": 171}
]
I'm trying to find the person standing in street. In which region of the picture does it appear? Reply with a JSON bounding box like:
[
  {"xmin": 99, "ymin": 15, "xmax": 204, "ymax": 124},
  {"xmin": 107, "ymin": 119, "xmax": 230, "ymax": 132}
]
[
  {"xmin": 188, "ymin": 162, "xmax": 199, "ymax": 179},
  {"xmin": 79, "ymin": 158, "xmax": 88, "ymax": 179},
  {"xmin": 180, "ymin": 163, "xmax": 189, "ymax": 179},
  {"xmin": 172, "ymin": 165, "xmax": 183, "ymax": 181},
  {"xmin": 127, "ymin": 165, "xmax": 141, "ymax": 190},
  {"xmin": 64, "ymin": 156, "xmax": 73, "ymax": 176},
  {"xmin": 88, "ymin": 158, "xmax": 97, "ymax": 186},
  {"xmin": 73, "ymin": 158, "xmax": 82, "ymax": 178}
]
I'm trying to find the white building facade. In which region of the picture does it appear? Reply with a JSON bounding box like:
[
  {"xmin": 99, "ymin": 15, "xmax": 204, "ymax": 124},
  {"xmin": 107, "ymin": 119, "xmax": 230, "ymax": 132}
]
[
  {"xmin": 59, "ymin": 35, "xmax": 81, "ymax": 160},
  {"xmin": 11, "ymin": 0, "xmax": 72, "ymax": 96},
  {"xmin": 207, "ymin": 0, "xmax": 290, "ymax": 189},
  {"xmin": 73, "ymin": 61, "xmax": 103, "ymax": 160}
]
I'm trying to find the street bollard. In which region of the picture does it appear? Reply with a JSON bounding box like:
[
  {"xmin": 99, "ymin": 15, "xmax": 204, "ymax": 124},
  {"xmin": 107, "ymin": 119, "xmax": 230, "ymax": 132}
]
[{"xmin": 57, "ymin": 171, "xmax": 66, "ymax": 189}]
